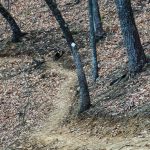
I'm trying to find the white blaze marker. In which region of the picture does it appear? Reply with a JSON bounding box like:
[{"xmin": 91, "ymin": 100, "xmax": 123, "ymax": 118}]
[{"xmin": 71, "ymin": 42, "xmax": 76, "ymax": 48}]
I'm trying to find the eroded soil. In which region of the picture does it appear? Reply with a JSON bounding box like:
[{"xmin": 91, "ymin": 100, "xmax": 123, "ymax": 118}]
[{"xmin": 0, "ymin": 0, "xmax": 150, "ymax": 149}]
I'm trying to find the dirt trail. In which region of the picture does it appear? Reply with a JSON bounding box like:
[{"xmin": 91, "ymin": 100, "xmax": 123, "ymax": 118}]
[
  {"xmin": 31, "ymin": 132, "xmax": 150, "ymax": 150},
  {"xmin": 28, "ymin": 61, "xmax": 150, "ymax": 150},
  {"xmin": 31, "ymin": 61, "xmax": 77, "ymax": 132}
]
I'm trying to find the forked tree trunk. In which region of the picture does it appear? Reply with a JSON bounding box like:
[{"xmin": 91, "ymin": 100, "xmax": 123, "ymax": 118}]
[
  {"xmin": 88, "ymin": 0, "xmax": 99, "ymax": 81},
  {"xmin": 92, "ymin": 0, "xmax": 105, "ymax": 41},
  {"xmin": 0, "ymin": 3, "xmax": 26, "ymax": 42},
  {"xmin": 45, "ymin": 0, "xmax": 91, "ymax": 113},
  {"xmin": 115, "ymin": 0, "xmax": 146, "ymax": 74}
]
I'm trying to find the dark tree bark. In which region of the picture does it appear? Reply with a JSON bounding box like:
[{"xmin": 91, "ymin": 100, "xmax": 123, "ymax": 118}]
[
  {"xmin": 115, "ymin": 0, "xmax": 146, "ymax": 74},
  {"xmin": 92, "ymin": 0, "xmax": 105, "ymax": 41},
  {"xmin": 0, "ymin": 3, "xmax": 26, "ymax": 42},
  {"xmin": 74, "ymin": 0, "xmax": 104, "ymax": 41},
  {"xmin": 74, "ymin": 0, "xmax": 80, "ymax": 4},
  {"xmin": 71, "ymin": 43, "xmax": 91, "ymax": 113},
  {"xmin": 88, "ymin": 0, "xmax": 99, "ymax": 81},
  {"xmin": 44, "ymin": 0, "xmax": 75, "ymax": 49},
  {"xmin": 45, "ymin": 0, "xmax": 91, "ymax": 113}
]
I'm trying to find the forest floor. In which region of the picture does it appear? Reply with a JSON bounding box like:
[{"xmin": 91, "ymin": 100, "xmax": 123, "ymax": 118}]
[{"xmin": 0, "ymin": 0, "xmax": 150, "ymax": 150}]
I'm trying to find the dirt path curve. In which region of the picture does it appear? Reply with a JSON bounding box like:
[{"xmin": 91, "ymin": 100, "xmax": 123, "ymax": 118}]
[
  {"xmin": 29, "ymin": 61, "xmax": 150, "ymax": 150},
  {"xmin": 39, "ymin": 61, "xmax": 77, "ymax": 131}
]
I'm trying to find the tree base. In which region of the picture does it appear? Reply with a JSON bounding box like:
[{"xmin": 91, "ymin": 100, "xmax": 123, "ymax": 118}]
[
  {"xmin": 95, "ymin": 31, "xmax": 106, "ymax": 43},
  {"xmin": 12, "ymin": 32, "xmax": 28, "ymax": 42},
  {"xmin": 78, "ymin": 103, "xmax": 92, "ymax": 114}
]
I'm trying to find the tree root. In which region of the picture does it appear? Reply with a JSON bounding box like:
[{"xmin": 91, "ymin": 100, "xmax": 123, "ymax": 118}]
[
  {"xmin": 110, "ymin": 74, "xmax": 127, "ymax": 86},
  {"xmin": 12, "ymin": 32, "xmax": 28, "ymax": 42}
]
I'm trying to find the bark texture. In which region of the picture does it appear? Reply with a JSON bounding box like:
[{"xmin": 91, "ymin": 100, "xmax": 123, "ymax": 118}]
[
  {"xmin": 0, "ymin": 3, "xmax": 26, "ymax": 42},
  {"xmin": 92, "ymin": 0, "xmax": 105, "ymax": 41},
  {"xmin": 44, "ymin": 0, "xmax": 75, "ymax": 49},
  {"xmin": 115, "ymin": 0, "xmax": 146, "ymax": 74},
  {"xmin": 71, "ymin": 43, "xmax": 91, "ymax": 113},
  {"xmin": 45, "ymin": 0, "xmax": 91, "ymax": 113},
  {"xmin": 88, "ymin": 0, "xmax": 99, "ymax": 81}
]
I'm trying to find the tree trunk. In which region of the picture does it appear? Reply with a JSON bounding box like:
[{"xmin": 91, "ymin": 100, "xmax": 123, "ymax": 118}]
[
  {"xmin": 71, "ymin": 43, "xmax": 91, "ymax": 113},
  {"xmin": 88, "ymin": 0, "xmax": 99, "ymax": 81},
  {"xmin": 74, "ymin": 0, "xmax": 80, "ymax": 4},
  {"xmin": 44, "ymin": 0, "xmax": 75, "ymax": 49},
  {"xmin": 115, "ymin": 0, "xmax": 146, "ymax": 74},
  {"xmin": 92, "ymin": 0, "xmax": 105, "ymax": 41},
  {"xmin": 0, "ymin": 3, "xmax": 26, "ymax": 42},
  {"xmin": 45, "ymin": 0, "xmax": 91, "ymax": 113}
]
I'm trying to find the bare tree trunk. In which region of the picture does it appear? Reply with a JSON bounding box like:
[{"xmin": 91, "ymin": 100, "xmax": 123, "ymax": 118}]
[
  {"xmin": 115, "ymin": 0, "xmax": 146, "ymax": 75},
  {"xmin": 71, "ymin": 43, "xmax": 91, "ymax": 113},
  {"xmin": 74, "ymin": 0, "xmax": 80, "ymax": 4},
  {"xmin": 44, "ymin": 0, "xmax": 75, "ymax": 49},
  {"xmin": 45, "ymin": 0, "xmax": 91, "ymax": 113},
  {"xmin": 0, "ymin": 3, "xmax": 26, "ymax": 42},
  {"xmin": 88, "ymin": 0, "xmax": 99, "ymax": 81},
  {"xmin": 92, "ymin": 0, "xmax": 105, "ymax": 41}
]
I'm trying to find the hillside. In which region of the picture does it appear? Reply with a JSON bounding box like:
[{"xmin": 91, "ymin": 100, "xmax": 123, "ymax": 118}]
[{"xmin": 0, "ymin": 0, "xmax": 150, "ymax": 149}]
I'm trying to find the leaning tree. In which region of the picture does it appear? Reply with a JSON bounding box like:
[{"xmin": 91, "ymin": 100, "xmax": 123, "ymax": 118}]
[
  {"xmin": 0, "ymin": 3, "xmax": 27, "ymax": 42},
  {"xmin": 45, "ymin": 0, "xmax": 91, "ymax": 113},
  {"xmin": 115, "ymin": 0, "xmax": 147, "ymax": 75}
]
